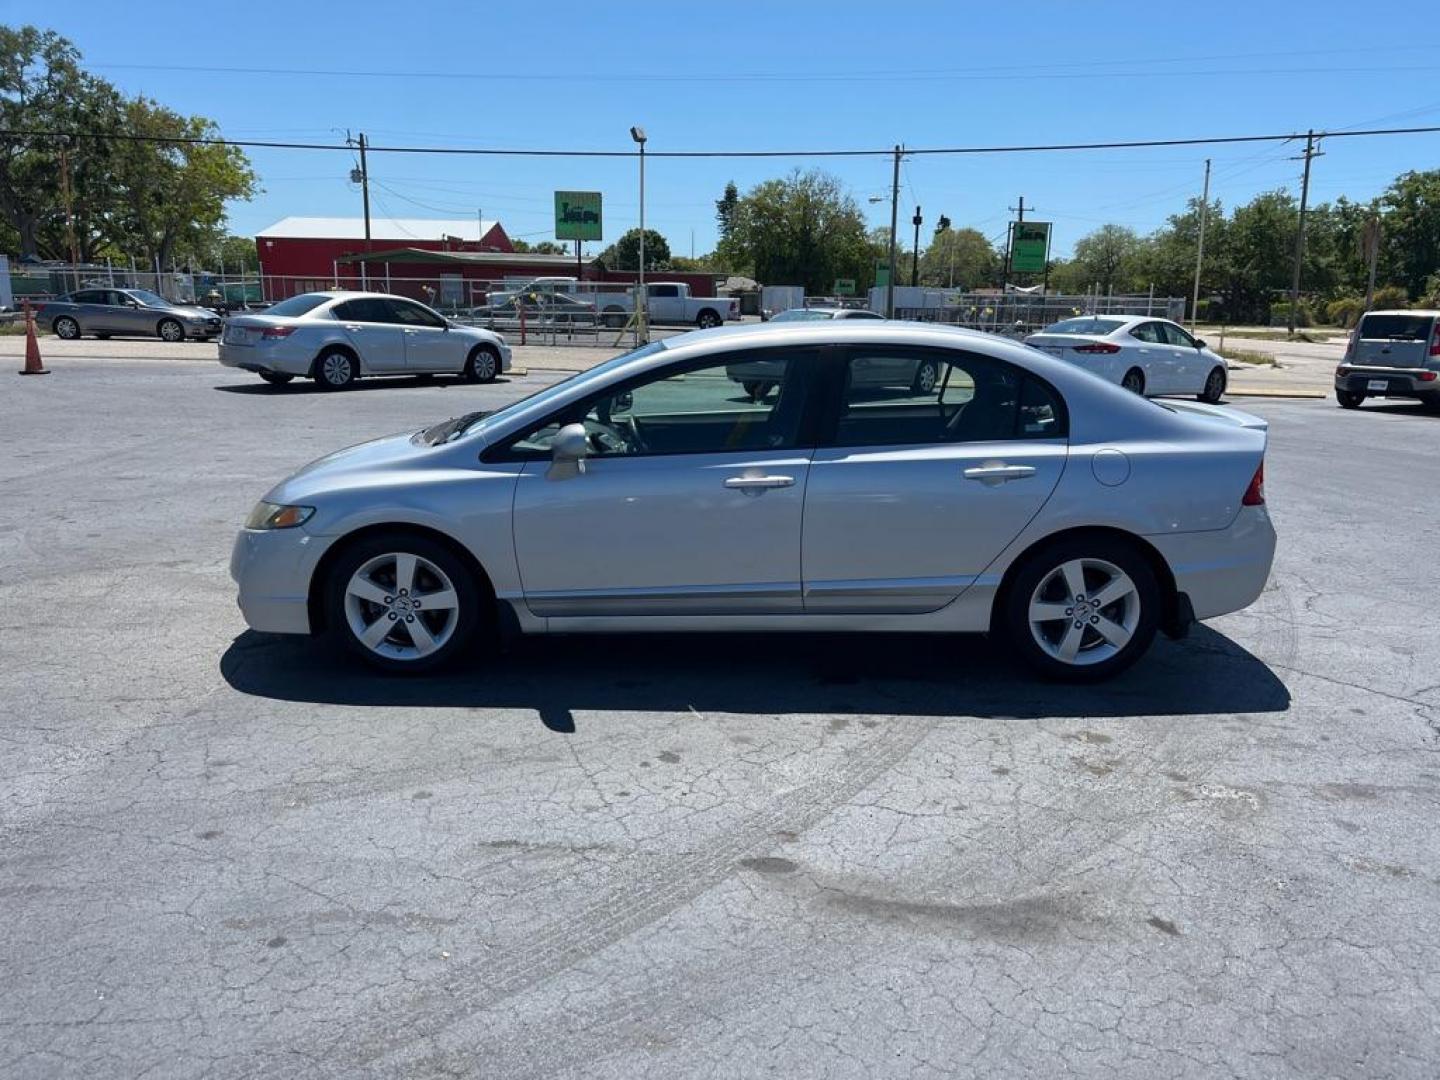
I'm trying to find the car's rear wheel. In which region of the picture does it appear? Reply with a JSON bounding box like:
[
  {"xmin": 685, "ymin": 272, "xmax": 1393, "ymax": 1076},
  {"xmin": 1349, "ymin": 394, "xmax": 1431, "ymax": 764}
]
[
  {"xmin": 259, "ymin": 371, "xmax": 294, "ymax": 385},
  {"xmin": 1002, "ymin": 536, "xmax": 1161, "ymax": 682},
  {"xmin": 1336, "ymin": 389, "xmax": 1364, "ymax": 409},
  {"xmin": 603, "ymin": 306, "xmax": 626, "ymax": 328},
  {"xmin": 158, "ymin": 318, "xmax": 185, "ymax": 343},
  {"xmin": 314, "ymin": 348, "xmax": 358, "ymax": 389},
  {"xmin": 696, "ymin": 309, "xmax": 722, "ymax": 329},
  {"xmin": 53, "ymin": 316, "xmax": 80, "ymax": 340},
  {"xmin": 464, "ymin": 344, "xmax": 500, "ymax": 383},
  {"xmin": 95, "ymin": 332, "xmax": 111, "ymax": 340},
  {"xmin": 1121, "ymin": 368, "xmax": 1146, "ymax": 395},
  {"xmin": 324, "ymin": 534, "xmax": 483, "ymax": 673},
  {"xmin": 1198, "ymin": 366, "xmax": 1226, "ymax": 403},
  {"xmin": 911, "ymin": 360, "xmax": 940, "ymax": 394}
]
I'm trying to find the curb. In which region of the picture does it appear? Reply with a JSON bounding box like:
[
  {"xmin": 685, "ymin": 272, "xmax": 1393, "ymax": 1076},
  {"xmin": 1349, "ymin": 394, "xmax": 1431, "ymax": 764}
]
[{"xmin": 1225, "ymin": 387, "xmax": 1328, "ymax": 399}]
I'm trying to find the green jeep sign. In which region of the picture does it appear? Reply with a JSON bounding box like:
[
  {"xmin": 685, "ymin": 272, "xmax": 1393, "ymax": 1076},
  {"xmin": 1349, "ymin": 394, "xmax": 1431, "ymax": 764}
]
[
  {"xmin": 554, "ymin": 191, "xmax": 603, "ymax": 241},
  {"xmin": 833, "ymin": 277, "xmax": 857, "ymax": 296},
  {"xmin": 1010, "ymin": 221, "xmax": 1051, "ymax": 274}
]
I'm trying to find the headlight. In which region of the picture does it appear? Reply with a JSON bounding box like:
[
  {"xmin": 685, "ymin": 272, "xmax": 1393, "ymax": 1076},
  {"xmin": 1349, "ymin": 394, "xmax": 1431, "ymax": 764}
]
[{"xmin": 244, "ymin": 501, "xmax": 315, "ymax": 530}]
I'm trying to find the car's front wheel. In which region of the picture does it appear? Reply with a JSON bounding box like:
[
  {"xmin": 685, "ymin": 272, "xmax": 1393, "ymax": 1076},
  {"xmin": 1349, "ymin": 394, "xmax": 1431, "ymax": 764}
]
[
  {"xmin": 464, "ymin": 345, "xmax": 500, "ymax": 383},
  {"xmin": 1002, "ymin": 537, "xmax": 1161, "ymax": 682},
  {"xmin": 324, "ymin": 533, "xmax": 484, "ymax": 673},
  {"xmin": 53, "ymin": 316, "xmax": 80, "ymax": 340},
  {"xmin": 158, "ymin": 318, "xmax": 185, "ymax": 342},
  {"xmin": 1336, "ymin": 389, "xmax": 1364, "ymax": 409},
  {"xmin": 1198, "ymin": 366, "xmax": 1226, "ymax": 403}
]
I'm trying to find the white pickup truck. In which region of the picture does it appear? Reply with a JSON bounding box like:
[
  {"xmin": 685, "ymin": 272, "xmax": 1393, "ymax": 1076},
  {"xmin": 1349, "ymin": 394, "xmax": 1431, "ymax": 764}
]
[{"xmin": 550, "ymin": 281, "xmax": 738, "ymax": 329}]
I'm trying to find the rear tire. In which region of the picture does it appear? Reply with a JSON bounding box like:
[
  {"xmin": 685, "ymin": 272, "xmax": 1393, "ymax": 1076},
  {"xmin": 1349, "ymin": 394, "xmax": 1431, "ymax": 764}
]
[
  {"xmin": 1121, "ymin": 368, "xmax": 1145, "ymax": 395},
  {"xmin": 1001, "ymin": 536, "xmax": 1161, "ymax": 683},
  {"xmin": 158, "ymin": 318, "xmax": 185, "ymax": 343},
  {"xmin": 1198, "ymin": 367, "xmax": 1226, "ymax": 403},
  {"xmin": 911, "ymin": 360, "xmax": 940, "ymax": 394},
  {"xmin": 464, "ymin": 345, "xmax": 500, "ymax": 383},
  {"xmin": 314, "ymin": 348, "xmax": 358, "ymax": 389},
  {"xmin": 95, "ymin": 332, "xmax": 111, "ymax": 340},
  {"xmin": 1336, "ymin": 389, "xmax": 1364, "ymax": 409},
  {"xmin": 259, "ymin": 371, "xmax": 294, "ymax": 385},
  {"xmin": 323, "ymin": 532, "xmax": 484, "ymax": 674},
  {"xmin": 53, "ymin": 316, "xmax": 80, "ymax": 340},
  {"xmin": 696, "ymin": 309, "xmax": 722, "ymax": 329},
  {"xmin": 602, "ymin": 306, "xmax": 626, "ymax": 328}
]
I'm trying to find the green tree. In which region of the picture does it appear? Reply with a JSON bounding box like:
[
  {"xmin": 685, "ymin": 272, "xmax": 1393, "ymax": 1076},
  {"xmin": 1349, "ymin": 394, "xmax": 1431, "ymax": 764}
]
[
  {"xmin": 217, "ymin": 234, "xmax": 258, "ymax": 272},
  {"xmin": 1217, "ymin": 190, "xmax": 1297, "ymax": 321},
  {"xmin": 714, "ymin": 180, "xmax": 740, "ymax": 266},
  {"xmin": 1377, "ymin": 170, "xmax": 1440, "ymax": 298},
  {"xmin": 726, "ymin": 170, "xmax": 873, "ymax": 293},
  {"xmin": 918, "ymin": 227, "xmax": 997, "ymax": 288},
  {"xmin": 1068, "ymin": 224, "xmax": 1146, "ymax": 293},
  {"xmin": 596, "ymin": 228, "xmax": 671, "ymax": 272}
]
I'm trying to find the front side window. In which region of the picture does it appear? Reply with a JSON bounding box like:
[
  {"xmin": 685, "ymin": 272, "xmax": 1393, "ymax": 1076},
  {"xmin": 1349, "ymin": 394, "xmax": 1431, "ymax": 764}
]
[
  {"xmin": 385, "ymin": 298, "xmax": 446, "ymax": 328},
  {"xmin": 499, "ymin": 352, "xmax": 809, "ymax": 460},
  {"xmin": 126, "ymin": 289, "xmax": 169, "ymax": 307},
  {"xmin": 833, "ymin": 348, "xmax": 1065, "ymax": 447},
  {"xmin": 1159, "ymin": 322, "xmax": 1197, "ymax": 348}
]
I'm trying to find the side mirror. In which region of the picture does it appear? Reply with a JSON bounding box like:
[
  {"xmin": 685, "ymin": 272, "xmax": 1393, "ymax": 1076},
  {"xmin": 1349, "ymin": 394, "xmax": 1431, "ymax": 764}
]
[
  {"xmin": 1195, "ymin": 338, "xmax": 1208, "ymax": 348},
  {"xmin": 547, "ymin": 422, "xmax": 589, "ymax": 480}
]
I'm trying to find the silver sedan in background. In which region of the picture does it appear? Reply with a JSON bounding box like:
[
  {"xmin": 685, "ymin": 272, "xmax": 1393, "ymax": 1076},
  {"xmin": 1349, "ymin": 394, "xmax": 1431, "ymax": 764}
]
[
  {"xmin": 219, "ymin": 291, "xmax": 511, "ymax": 388},
  {"xmin": 231, "ymin": 321, "xmax": 1275, "ymax": 682},
  {"xmin": 41, "ymin": 287, "xmax": 223, "ymax": 342}
]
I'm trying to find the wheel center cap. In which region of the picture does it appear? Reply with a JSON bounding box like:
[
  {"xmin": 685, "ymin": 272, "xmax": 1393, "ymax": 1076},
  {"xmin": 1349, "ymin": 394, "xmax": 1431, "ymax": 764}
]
[{"xmin": 392, "ymin": 596, "xmax": 416, "ymax": 612}]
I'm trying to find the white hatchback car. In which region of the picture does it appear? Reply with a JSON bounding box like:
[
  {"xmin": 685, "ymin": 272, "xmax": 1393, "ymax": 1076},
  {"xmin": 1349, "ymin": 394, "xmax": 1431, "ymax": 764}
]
[
  {"xmin": 219, "ymin": 291, "xmax": 511, "ymax": 388},
  {"xmin": 1025, "ymin": 316, "xmax": 1228, "ymax": 401},
  {"xmin": 232, "ymin": 322, "xmax": 1275, "ymax": 682}
]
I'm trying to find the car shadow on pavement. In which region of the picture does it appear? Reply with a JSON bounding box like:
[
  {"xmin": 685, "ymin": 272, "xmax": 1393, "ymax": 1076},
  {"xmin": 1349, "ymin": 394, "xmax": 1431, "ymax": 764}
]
[
  {"xmin": 220, "ymin": 625, "xmax": 1289, "ymax": 730},
  {"xmin": 213, "ymin": 376, "xmax": 519, "ymax": 395}
]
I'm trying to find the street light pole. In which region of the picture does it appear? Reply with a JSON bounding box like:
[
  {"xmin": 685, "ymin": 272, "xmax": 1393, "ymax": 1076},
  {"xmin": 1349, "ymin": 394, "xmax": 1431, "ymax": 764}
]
[
  {"xmin": 1190, "ymin": 158, "xmax": 1211, "ymax": 330},
  {"xmin": 886, "ymin": 145, "xmax": 901, "ymax": 318},
  {"xmin": 630, "ymin": 126, "xmax": 648, "ymax": 343}
]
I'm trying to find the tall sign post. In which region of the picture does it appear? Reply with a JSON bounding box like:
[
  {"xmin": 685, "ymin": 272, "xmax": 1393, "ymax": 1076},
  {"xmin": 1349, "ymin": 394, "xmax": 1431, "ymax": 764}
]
[{"xmin": 555, "ymin": 190, "xmax": 604, "ymax": 289}]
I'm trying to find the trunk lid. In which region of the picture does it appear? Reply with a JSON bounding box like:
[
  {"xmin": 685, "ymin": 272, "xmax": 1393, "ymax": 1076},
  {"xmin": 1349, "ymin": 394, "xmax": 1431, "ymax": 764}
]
[{"xmin": 1351, "ymin": 312, "xmax": 1436, "ymax": 368}]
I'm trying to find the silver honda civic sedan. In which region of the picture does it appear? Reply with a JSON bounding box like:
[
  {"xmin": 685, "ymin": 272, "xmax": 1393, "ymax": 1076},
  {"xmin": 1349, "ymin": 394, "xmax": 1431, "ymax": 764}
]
[
  {"xmin": 219, "ymin": 291, "xmax": 511, "ymax": 388},
  {"xmin": 231, "ymin": 322, "xmax": 1275, "ymax": 681}
]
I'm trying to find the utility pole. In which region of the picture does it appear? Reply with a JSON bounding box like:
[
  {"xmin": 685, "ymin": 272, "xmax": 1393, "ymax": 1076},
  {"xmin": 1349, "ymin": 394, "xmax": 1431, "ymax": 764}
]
[
  {"xmin": 886, "ymin": 145, "xmax": 901, "ymax": 318},
  {"xmin": 1362, "ymin": 216, "xmax": 1381, "ymax": 311},
  {"xmin": 59, "ymin": 143, "xmax": 80, "ymax": 285},
  {"xmin": 910, "ymin": 206, "xmax": 922, "ymax": 287},
  {"xmin": 1004, "ymin": 195, "xmax": 1028, "ymax": 288},
  {"xmin": 1190, "ymin": 158, "xmax": 1211, "ymax": 330},
  {"xmin": 347, "ymin": 131, "xmax": 373, "ymax": 288},
  {"xmin": 1287, "ymin": 130, "xmax": 1322, "ymax": 334}
]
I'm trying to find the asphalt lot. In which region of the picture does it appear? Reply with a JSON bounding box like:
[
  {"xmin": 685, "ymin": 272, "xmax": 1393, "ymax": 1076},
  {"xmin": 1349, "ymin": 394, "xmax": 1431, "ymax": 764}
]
[{"xmin": 4, "ymin": 355, "xmax": 1440, "ymax": 1079}]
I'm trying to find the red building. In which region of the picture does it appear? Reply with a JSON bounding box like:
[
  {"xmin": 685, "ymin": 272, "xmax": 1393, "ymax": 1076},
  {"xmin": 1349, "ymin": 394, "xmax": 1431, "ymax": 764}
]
[{"xmin": 255, "ymin": 216, "xmax": 719, "ymax": 303}]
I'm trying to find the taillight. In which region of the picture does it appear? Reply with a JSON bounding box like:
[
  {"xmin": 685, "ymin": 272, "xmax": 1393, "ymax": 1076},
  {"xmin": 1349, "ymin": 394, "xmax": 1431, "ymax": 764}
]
[
  {"xmin": 1344, "ymin": 328, "xmax": 1357, "ymax": 361},
  {"xmin": 1073, "ymin": 342, "xmax": 1121, "ymax": 354},
  {"xmin": 1242, "ymin": 462, "xmax": 1266, "ymax": 507},
  {"xmin": 260, "ymin": 326, "xmax": 295, "ymax": 339},
  {"xmin": 1419, "ymin": 371, "xmax": 1438, "ymax": 382},
  {"xmin": 1429, "ymin": 323, "xmax": 1440, "ymax": 357}
]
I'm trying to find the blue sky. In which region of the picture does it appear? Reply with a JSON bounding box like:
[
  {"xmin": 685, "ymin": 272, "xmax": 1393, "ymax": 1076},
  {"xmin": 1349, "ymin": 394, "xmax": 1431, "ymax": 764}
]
[{"xmin": 15, "ymin": 0, "xmax": 1440, "ymax": 260}]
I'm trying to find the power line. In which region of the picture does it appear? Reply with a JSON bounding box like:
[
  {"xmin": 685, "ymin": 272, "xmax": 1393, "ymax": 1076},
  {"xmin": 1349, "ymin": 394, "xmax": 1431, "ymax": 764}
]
[{"xmin": 1, "ymin": 124, "xmax": 1437, "ymax": 159}]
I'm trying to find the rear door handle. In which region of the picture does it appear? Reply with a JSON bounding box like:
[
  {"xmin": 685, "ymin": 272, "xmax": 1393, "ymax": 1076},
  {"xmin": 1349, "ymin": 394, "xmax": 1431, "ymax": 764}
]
[
  {"xmin": 963, "ymin": 463, "xmax": 1036, "ymax": 485},
  {"xmin": 724, "ymin": 475, "xmax": 795, "ymax": 491},
  {"xmin": 344, "ymin": 325, "xmax": 363, "ymax": 331}
]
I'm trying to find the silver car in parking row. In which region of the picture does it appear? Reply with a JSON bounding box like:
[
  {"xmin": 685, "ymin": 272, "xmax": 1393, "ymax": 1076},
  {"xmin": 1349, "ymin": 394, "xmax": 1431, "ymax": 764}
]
[
  {"xmin": 219, "ymin": 291, "xmax": 511, "ymax": 388},
  {"xmin": 1025, "ymin": 315, "xmax": 1229, "ymax": 401},
  {"xmin": 41, "ymin": 287, "xmax": 223, "ymax": 342},
  {"xmin": 232, "ymin": 321, "xmax": 1275, "ymax": 681}
]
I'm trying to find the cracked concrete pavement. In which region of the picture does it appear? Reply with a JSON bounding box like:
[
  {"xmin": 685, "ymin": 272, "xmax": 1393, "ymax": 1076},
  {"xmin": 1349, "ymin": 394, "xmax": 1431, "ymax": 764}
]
[{"xmin": 2, "ymin": 355, "xmax": 1439, "ymax": 1079}]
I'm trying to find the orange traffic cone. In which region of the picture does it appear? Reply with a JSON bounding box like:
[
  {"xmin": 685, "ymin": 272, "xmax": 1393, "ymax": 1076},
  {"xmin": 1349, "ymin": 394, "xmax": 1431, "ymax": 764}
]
[{"xmin": 18, "ymin": 299, "xmax": 49, "ymax": 376}]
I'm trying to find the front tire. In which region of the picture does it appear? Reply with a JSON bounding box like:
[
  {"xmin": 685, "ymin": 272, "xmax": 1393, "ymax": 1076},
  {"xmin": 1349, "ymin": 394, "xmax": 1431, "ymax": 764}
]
[
  {"xmin": 158, "ymin": 318, "xmax": 185, "ymax": 343},
  {"xmin": 1336, "ymin": 389, "xmax": 1364, "ymax": 409},
  {"xmin": 259, "ymin": 371, "xmax": 294, "ymax": 385},
  {"xmin": 1121, "ymin": 368, "xmax": 1146, "ymax": 395},
  {"xmin": 1002, "ymin": 536, "xmax": 1161, "ymax": 682},
  {"xmin": 324, "ymin": 533, "xmax": 483, "ymax": 673},
  {"xmin": 1198, "ymin": 366, "xmax": 1226, "ymax": 403},
  {"xmin": 53, "ymin": 316, "xmax": 80, "ymax": 340},
  {"xmin": 464, "ymin": 345, "xmax": 500, "ymax": 383},
  {"xmin": 314, "ymin": 348, "xmax": 358, "ymax": 389}
]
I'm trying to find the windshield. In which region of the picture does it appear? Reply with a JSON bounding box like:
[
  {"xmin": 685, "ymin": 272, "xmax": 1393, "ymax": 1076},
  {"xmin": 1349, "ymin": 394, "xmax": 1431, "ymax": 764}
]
[
  {"xmin": 771, "ymin": 309, "xmax": 832, "ymax": 322},
  {"xmin": 1041, "ymin": 317, "xmax": 1127, "ymax": 335},
  {"xmin": 448, "ymin": 339, "xmax": 669, "ymax": 441},
  {"xmin": 126, "ymin": 289, "xmax": 171, "ymax": 307},
  {"xmin": 264, "ymin": 293, "xmax": 332, "ymax": 318},
  {"xmin": 1358, "ymin": 314, "xmax": 1432, "ymax": 341}
]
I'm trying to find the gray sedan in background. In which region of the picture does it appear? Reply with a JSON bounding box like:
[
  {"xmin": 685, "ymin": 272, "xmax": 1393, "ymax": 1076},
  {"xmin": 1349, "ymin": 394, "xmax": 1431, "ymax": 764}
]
[
  {"xmin": 219, "ymin": 291, "xmax": 512, "ymax": 388},
  {"xmin": 41, "ymin": 287, "xmax": 223, "ymax": 342}
]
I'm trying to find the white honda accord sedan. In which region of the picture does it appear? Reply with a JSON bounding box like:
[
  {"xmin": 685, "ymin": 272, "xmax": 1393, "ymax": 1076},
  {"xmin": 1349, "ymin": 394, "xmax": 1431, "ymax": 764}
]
[
  {"xmin": 1024, "ymin": 315, "xmax": 1228, "ymax": 402},
  {"xmin": 231, "ymin": 321, "xmax": 1275, "ymax": 681},
  {"xmin": 219, "ymin": 291, "xmax": 511, "ymax": 388}
]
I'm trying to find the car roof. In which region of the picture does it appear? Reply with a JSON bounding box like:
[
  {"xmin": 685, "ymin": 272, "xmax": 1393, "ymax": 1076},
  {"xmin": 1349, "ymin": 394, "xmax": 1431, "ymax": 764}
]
[{"xmin": 1362, "ymin": 309, "xmax": 1439, "ymax": 317}]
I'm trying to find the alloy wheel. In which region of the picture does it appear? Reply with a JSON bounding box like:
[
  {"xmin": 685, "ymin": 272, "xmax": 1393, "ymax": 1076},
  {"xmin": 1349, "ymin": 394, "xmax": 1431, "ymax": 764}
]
[
  {"xmin": 343, "ymin": 552, "xmax": 461, "ymax": 662},
  {"xmin": 159, "ymin": 320, "xmax": 183, "ymax": 342},
  {"xmin": 1027, "ymin": 557, "xmax": 1140, "ymax": 666},
  {"xmin": 322, "ymin": 353, "xmax": 354, "ymax": 386},
  {"xmin": 915, "ymin": 362, "xmax": 939, "ymax": 394}
]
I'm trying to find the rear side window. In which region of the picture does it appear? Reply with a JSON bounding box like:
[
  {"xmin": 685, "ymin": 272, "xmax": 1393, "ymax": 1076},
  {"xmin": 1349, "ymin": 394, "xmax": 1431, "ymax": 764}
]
[
  {"xmin": 265, "ymin": 293, "xmax": 331, "ymax": 318},
  {"xmin": 1358, "ymin": 314, "xmax": 1432, "ymax": 341},
  {"xmin": 333, "ymin": 298, "xmax": 392, "ymax": 323},
  {"xmin": 72, "ymin": 290, "xmax": 107, "ymax": 304}
]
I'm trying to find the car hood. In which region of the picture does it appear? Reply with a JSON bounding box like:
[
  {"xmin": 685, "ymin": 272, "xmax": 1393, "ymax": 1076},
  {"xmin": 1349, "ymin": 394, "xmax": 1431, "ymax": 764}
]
[
  {"xmin": 159, "ymin": 304, "xmax": 219, "ymax": 319},
  {"xmin": 265, "ymin": 429, "xmax": 437, "ymax": 503}
]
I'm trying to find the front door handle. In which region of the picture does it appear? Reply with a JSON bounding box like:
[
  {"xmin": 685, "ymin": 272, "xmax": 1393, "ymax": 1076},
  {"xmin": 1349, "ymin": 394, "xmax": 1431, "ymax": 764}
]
[
  {"xmin": 963, "ymin": 463, "xmax": 1036, "ymax": 485},
  {"xmin": 724, "ymin": 475, "xmax": 795, "ymax": 491},
  {"xmin": 344, "ymin": 325, "xmax": 363, "ymax": 331}
]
